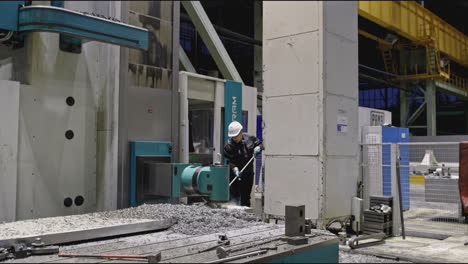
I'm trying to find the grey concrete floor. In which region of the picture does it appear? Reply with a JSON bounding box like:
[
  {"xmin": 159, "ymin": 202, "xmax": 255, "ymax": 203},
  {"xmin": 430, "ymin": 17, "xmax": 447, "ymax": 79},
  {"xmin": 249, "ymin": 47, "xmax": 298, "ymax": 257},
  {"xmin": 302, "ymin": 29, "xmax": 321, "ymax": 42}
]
[
  {"xmin": 340, "ymin": 250, "xmax": 410, "ymax": 263},
  {"xmin": 339, "ymin": 182, "xmax": 468, "ymax": 263},
  {"xmin": 403, "ymin": 184, "xmax": 468, "ymax": 237},
  {"xmin": 347, "ymin": 235, "xmax": 468, "ymax": 263}
]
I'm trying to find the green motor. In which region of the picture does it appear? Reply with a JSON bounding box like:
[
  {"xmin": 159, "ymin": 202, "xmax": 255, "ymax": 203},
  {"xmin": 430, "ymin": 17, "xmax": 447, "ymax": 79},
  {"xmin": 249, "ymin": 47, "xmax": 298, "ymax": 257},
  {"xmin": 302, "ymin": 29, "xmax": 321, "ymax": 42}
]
[{"xmin": 180, "ymin": 165, "xmax": 230, "ymax": 202}]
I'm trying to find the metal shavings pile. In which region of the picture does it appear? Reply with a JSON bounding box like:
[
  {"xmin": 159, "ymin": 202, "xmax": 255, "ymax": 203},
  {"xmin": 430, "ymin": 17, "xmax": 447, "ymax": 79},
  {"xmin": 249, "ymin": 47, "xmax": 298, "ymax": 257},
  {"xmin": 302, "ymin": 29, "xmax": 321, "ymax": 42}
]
[
  {"xmin": 0, "ymin": 204, "xmax": 264, "ymax": 239},
  {"xmin": 97, "ymin": 203, "xmax": 263, "ymax": 235}
]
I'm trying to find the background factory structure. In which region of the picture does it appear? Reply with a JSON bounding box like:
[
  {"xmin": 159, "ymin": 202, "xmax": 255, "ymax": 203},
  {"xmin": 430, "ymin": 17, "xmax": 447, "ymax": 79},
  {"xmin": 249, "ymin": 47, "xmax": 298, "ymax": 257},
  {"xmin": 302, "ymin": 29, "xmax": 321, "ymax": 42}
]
[{"xmin": 0, "ymin": 0, "xmax": 467, "ymax": 263}]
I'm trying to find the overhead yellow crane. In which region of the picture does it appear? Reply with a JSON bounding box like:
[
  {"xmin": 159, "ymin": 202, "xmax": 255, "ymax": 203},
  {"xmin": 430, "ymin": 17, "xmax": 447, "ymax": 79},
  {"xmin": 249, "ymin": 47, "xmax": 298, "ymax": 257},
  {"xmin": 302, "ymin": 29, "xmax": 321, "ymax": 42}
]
[{"xmin": 358, "ymin": 1, "xmax": 468, "ymax": 92}]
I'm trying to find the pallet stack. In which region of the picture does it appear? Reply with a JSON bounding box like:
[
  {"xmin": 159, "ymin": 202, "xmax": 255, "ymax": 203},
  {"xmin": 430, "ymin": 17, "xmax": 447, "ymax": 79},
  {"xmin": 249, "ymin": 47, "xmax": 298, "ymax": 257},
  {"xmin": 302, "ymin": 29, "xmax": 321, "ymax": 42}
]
[{"xmin": 362, "ymin": 196, "xmax": 393, "ymax": 236}]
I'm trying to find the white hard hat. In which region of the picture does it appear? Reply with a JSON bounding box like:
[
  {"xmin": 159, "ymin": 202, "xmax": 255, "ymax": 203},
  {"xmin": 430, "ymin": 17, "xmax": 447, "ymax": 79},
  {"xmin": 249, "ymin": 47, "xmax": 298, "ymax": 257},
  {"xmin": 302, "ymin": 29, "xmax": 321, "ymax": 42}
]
[{"xmin": 228, "ymin": 121, "xmax": 243, "ymax": 137}]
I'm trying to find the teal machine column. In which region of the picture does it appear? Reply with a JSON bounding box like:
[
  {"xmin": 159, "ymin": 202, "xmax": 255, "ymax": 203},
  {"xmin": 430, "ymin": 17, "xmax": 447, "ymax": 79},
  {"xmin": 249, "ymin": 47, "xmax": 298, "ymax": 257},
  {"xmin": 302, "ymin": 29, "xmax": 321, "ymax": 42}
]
[{"xmin": 224, "ymin": 80, "xmax": 243, "ymax": 145}]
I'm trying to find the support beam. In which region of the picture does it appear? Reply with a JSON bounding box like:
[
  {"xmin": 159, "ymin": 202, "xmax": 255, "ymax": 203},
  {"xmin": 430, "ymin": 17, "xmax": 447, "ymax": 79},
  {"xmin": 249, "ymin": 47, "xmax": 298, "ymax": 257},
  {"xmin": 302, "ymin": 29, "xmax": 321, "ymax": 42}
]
[
  {"xmin": 179, "ymin": 45, "xmax": 196, "ymax": 73},
  {"xmin": 180, "ymin": 13, "xmax": 262, "ymax": 47},
  {"xmin": 399, "ymin": 49, "xmax": 409, "ymax": 128},
  {"xmin": 181, "ymin": 1, "xmax": 243, "ymax": 83},
  {"xmin": 172, "ymin": 1, "xmax": 181, "ymax": 163},
  {"xmin": 425, "ymin": 80, "xmax": 437, "ymax": 136},
  {"xmin": 435, "ymin": 80, "xmax": 468, "ymax": 99},
  {"xmin": 407, "ymin": 101, "xmax": 426, "ymax": 125},
  {"xmin": 400, "ymin": 86, "xmax": 409, "ymax": 127}
]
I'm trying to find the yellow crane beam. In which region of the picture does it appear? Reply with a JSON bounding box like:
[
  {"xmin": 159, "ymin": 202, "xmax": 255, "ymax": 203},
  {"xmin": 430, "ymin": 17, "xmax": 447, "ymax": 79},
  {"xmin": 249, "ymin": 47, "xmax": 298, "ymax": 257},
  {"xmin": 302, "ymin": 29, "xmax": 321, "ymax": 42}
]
[
  {"xmin": 358, "ymin": 1, "xmax": 468, "ymax": 67},
  {"xmin": 358, "ymin": 29, "xmax": 392, "ymax": 47}
]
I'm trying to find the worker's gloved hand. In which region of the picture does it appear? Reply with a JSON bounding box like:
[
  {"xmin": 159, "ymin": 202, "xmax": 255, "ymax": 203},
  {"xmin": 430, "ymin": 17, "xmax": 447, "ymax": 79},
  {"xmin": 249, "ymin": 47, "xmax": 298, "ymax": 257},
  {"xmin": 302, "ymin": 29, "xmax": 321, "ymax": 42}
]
[
  {"xmin": 254, "ymin": 146, "xmax": 262, "ymax": 156},
  {"xmin": 233, "ymin": 167, "xmax": 240, "ymax": 178}
]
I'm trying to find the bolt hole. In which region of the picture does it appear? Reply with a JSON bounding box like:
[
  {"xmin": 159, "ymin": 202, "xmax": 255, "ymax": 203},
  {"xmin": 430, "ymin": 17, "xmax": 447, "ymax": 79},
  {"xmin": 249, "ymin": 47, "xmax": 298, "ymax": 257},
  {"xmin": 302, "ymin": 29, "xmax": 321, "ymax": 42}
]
[
  {"xmin": 66, "ymin": 96, "xmax": 75, "ymax": 106},
  {"xmin": 64, "ymin": 198, "xmax": 73, "ymax": 207},
  {"xmin": 74, "ymin": 196, "xmax": 84, "ymax": 206},
  {"xmin": 65, "ymin": 130, "xmax": 74, "ymax": 140}
]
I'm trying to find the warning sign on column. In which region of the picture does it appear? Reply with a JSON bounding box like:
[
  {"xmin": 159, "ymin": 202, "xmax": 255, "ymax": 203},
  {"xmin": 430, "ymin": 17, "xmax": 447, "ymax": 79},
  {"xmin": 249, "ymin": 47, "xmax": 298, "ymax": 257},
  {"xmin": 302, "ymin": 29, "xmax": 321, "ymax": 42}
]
[{"xmin": 337, "ymin": 115, "xmax": 348, "ymax": 134}]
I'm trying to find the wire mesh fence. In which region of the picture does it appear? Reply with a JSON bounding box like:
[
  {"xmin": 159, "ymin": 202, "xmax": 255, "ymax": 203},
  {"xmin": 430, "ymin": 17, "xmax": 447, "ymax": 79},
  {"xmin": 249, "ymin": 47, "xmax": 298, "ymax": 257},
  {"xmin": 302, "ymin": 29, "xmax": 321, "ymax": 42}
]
[
  {"xmin": 400, "ymin": 142, "xmax": 467, "ymax": 237},
  {"xmin": 360, "ymin": 142, "xmax": 468, "ymax": 238}
]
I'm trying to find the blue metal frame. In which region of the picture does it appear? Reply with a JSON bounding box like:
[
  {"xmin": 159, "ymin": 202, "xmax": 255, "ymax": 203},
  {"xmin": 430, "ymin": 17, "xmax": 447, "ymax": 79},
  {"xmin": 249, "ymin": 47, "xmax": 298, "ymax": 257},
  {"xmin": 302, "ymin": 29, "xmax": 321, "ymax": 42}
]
[
  {"xmin": 382, "ymin": 127, "xmax": 410, "ymax": 210},
  {"xmin": 129, "ymin": 141, "xmax": 172, "ymax": 207},
  {"xmin": 16, "ymin": 6, "xmax": 148, "ymax": 50}
]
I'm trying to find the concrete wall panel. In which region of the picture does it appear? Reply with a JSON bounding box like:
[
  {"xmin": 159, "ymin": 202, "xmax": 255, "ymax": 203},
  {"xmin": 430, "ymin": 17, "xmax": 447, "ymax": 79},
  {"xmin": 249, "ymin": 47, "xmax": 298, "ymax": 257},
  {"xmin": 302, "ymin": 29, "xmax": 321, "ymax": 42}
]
[
  {"xmin": 324, "ymin": 1, "xmax": 358, "ymax": 42},
  {"xmin": 323, "ymin": 32, "xmax": 358, "ymax": 99},
  {"xmin": 264, "ymin": 95, "xmax": 320, "ymax": 156},
  {"xmin": 264, "ymin": 156, "xmax": 320, "ymax": 219},
  {"xmin": 263, "ymin": 1, "xmax": 320, "ymax": 40},
  {"xmin": 325, "ymin": 95, "xmax": 358, "ymax": 156},
  {"xmin": 324, "ymin": 157, "xmax": 359, "ymax": 219},
  {"xmin": 17, "ymin": 80, "xmax": 97, "ymax": 219},
  {"xmin": 263, "ymin": 32, "xmax": 320, "ymax": 97}
]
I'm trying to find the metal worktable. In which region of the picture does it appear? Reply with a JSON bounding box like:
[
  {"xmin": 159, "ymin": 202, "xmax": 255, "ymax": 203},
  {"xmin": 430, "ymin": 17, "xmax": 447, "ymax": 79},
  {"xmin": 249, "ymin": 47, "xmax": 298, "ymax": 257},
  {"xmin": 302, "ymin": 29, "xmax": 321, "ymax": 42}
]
[{"xmin": 4, "ymin": 225, "xmax": 339, "ymax": 263}]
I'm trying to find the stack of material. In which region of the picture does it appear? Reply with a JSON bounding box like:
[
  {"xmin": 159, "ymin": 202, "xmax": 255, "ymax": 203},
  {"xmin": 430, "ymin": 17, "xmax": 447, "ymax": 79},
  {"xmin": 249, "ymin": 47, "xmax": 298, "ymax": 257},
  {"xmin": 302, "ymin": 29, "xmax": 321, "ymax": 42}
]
[{"xmin": 362, "ymin": 196, "xmax": 393, "ymax": 236}]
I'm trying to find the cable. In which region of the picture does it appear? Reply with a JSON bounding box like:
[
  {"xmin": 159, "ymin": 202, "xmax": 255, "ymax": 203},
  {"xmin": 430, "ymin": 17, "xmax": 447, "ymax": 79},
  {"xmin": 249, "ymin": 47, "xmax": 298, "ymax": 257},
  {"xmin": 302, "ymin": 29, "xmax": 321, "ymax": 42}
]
[{"xmin": 0, "ymin": 31, "xmax": 13, "ymax": 43}]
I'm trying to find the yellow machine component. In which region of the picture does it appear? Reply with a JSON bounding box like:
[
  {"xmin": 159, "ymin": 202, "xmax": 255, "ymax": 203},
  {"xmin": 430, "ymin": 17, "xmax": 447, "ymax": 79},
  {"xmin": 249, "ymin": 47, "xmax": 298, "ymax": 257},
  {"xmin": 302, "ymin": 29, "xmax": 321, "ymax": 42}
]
[
  {"xmin": 410, "ymin": 175, "xmax": 425, "ymax": 185},
  {"xmin": 358, "ymin": 1, "xmax": 468, "ymax": 67}
]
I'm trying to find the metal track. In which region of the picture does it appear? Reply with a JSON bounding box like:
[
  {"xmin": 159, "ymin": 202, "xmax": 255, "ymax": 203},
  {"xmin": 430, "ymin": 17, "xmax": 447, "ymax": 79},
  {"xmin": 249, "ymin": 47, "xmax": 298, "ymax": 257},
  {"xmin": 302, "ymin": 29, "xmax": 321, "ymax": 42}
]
[{"xmin": 0, "ymin": 219, "xmax": 174, "ymax": 249}]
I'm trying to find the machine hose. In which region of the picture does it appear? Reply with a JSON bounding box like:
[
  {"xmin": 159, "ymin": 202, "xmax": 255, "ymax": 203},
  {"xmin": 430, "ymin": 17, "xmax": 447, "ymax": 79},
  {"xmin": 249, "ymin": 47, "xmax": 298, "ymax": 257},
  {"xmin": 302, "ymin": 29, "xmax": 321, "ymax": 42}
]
[{"xmin": 0, "ymin": 31, "xmax": 13, "ymax": 42}]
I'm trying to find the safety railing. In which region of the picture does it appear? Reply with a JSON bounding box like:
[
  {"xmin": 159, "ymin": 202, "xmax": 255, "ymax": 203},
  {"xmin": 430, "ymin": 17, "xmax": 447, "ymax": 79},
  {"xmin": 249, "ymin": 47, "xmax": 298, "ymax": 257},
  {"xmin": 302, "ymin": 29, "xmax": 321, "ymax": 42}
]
[{"xmin": 442, "ymin": 73, "xmax": 468, "ymax": 91}]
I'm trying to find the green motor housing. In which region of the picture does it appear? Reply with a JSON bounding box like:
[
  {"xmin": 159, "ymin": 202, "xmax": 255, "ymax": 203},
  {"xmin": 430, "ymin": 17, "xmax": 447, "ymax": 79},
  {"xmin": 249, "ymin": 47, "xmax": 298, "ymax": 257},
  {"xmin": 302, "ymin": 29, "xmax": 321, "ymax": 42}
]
[{"xmin": 180, "ymin": 165, "xmax": 230, "ymax": 202}]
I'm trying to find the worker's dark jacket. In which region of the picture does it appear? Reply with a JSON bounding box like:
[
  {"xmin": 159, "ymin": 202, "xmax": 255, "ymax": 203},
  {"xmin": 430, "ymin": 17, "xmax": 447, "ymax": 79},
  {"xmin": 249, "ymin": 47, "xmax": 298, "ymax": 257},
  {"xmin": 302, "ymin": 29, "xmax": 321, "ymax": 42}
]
[{"xmin": 223, "ymin": 133, "xmax": 262, "ymax": 173}]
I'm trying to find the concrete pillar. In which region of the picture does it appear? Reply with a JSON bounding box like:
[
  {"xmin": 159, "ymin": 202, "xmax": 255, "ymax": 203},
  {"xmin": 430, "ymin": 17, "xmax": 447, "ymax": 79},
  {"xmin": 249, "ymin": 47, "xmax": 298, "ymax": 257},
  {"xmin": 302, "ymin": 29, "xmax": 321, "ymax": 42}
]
[
  {"xmin": 426, "ymin": 80, "xmax": 437, "ymax": 136},
  {"xmin": 263, "ymin": 2, "xmax": 358, "ymax": 227},
  {"xmin": 254, "ymin": 1, "xmax": 262, "ymax": 94}
]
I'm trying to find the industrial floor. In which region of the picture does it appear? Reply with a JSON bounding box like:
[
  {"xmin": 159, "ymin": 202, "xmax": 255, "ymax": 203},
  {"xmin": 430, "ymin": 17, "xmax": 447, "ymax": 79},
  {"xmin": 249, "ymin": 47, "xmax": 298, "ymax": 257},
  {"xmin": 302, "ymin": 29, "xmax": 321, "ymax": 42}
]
[
  {"xmin": 404, "ymin": 184, "xmax": 468, "ymax": 237},
  {"xmin": 341, "ymin": 183, "xmax": 468, "ymax": 263},
  {"xmin": 342, "ymin": 235, "xmax": 468, "ymax": 263},
  {"xmin": 339, "ymin": 250, "xmax": 410, "ymax": 263}
]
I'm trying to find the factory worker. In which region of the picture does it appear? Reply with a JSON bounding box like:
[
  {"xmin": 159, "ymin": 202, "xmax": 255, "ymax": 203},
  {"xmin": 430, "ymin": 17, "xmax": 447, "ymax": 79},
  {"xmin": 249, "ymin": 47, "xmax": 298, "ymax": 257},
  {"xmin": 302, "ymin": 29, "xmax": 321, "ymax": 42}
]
[{"xmin": 223, "ymin": 121, "xmax": 263, "ymax": 207}]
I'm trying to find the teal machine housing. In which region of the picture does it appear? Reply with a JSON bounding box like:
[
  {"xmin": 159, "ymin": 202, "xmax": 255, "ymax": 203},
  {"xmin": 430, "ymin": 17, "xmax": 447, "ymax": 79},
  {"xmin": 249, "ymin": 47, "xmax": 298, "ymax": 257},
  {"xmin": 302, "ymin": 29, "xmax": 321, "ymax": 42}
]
[
  {"xmin": 137, "ymin": 162, "xmax": 230, "ymax": 204},
  {"xmin": 130, "ymin": 142, "xmax": 229, "ymax": 205},
  {"xmin": 0, "ymin": 1, "xmax": 148, "ymax": 50},
  {"xmin": 130, "ymin": 141, "xmax": 172, "ymax": 207}
]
